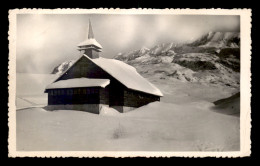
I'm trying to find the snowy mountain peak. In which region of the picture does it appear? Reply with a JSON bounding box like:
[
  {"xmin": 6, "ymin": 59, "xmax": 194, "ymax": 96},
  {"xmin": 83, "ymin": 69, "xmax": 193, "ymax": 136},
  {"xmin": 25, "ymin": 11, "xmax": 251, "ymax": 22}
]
[
  {"xmin": 51, "ymin": 60, "xmax": 75, "ymax": 75},
  {"xmin": 190, "ymin": 31, "xmax": 240, "ymax": 48},
  {"xmin": 139, "ymin": 46, "xmax": 150, "ymax": 54}
]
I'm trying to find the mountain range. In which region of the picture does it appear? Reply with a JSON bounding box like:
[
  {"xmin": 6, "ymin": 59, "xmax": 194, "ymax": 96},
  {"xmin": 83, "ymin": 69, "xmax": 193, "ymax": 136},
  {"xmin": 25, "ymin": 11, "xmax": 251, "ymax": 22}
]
[{"xmin": 52, "ymin": 31, "xmax": 240, "ymax": 89}]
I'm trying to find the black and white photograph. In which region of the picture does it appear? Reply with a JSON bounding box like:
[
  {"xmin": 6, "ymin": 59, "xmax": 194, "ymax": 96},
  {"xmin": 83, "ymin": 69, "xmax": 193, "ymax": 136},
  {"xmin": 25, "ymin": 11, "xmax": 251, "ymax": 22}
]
[{"xmin": 8, "ymin": 9, "xmax": 251, "ymax": 157}]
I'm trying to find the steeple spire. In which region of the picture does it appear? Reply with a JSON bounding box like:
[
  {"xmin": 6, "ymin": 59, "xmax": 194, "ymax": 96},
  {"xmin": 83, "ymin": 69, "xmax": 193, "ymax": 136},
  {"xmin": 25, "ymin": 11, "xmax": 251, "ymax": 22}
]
[
  {"xmin": 77, "ymin": 19, "xmax": 102, "ymax": 59},
  {"xmin": 88, "ymin": 19, "xmax": 94, "ymax": 39}
]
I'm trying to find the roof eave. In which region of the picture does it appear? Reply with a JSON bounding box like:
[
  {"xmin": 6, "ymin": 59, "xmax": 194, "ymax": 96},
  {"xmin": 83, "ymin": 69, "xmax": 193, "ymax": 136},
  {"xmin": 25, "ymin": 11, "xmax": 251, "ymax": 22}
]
[
  {"xmin": 77, "ymin": 44, "xmax": 103, "ymax": 49},
  {"xmin": 127, "ymin": 87, "xmax": 163, "ymax": 97}
]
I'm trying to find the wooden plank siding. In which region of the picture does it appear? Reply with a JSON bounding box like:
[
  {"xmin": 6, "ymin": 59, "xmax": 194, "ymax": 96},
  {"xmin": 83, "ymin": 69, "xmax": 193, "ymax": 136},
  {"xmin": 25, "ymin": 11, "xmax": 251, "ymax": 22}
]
[
  {"xmin": 99, "ymin": 87, "xmax": 109, "ymax": 105},
  {"xmin": 47, "ymin": 87, "xmax": 100, "ymax": 105},
  {"xmin": 57, "ymin": 56, "xmax": 110, "ymax": 80},
  {"xmin": 123, "ymin": 89, "xmax": 160, "ymax": 107}
]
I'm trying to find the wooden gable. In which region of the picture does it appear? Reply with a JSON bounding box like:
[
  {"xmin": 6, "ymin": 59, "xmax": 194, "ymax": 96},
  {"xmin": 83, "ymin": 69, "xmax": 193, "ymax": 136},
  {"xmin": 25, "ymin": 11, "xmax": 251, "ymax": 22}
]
[{"xmin": 56, "ymin": 56, "xmax": 110, "ymax": 81}]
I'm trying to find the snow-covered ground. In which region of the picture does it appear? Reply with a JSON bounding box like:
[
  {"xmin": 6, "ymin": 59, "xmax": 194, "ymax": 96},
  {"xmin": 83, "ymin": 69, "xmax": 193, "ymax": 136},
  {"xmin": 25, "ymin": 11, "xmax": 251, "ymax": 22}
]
[{"xmin": 16, "ymin": 73, "xmax": 239, "ymax": 151}]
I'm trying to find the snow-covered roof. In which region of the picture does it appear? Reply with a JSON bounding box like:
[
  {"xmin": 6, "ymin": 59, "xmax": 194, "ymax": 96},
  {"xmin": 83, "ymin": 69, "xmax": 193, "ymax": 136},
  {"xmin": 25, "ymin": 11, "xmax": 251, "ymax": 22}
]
[
  {"xmin": 83, "ymin": 55, "xmax": 163, "ymax": 97},
  {"xmin": 46, "ymin": 78, "xmax": 110, "ymax": 90},
  {"xmin": 77, "ymin": 38, "xmax": 103, "ymax": 49}
]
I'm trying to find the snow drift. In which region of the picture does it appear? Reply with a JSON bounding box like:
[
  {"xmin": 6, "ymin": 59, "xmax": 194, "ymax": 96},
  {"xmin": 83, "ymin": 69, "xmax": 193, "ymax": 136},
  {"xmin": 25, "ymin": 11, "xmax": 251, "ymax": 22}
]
[
  {"xmin": 16, "ymin": 72, "xmax": 240, "ymax": 151},
  {"xmin": 16, "ymin": 101, "xmax": 239, "ymax": 151}
]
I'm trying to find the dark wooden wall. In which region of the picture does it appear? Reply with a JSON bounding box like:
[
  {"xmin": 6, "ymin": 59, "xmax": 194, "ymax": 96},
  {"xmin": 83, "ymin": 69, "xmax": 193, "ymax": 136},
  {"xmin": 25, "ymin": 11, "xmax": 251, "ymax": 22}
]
[
  {"xmin": 123, "ymin": 89, "xmax": 160, "ymax": 107},
  {"xmin": 108, "ymin": 81, "xmax": 124, "ymax": 106},
  {"xmin": 47, "ymin": 87, "xmax": 100, "ymax": 105},
  {"xmin": 84, "ymin": 49, "xmax": 99, "ymax": 59},
  {"xmin": 99, "ymin": 87, "xmax": 109, "ymax": 105}
]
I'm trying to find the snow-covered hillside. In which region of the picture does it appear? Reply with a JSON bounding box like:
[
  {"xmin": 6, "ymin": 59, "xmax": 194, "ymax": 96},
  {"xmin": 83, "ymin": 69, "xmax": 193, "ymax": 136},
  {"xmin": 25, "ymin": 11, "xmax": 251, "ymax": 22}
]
[
  {"xmin": 16, "ymin": 73, "xmax": 57, "ymax": 96},
  {"xmin": 16, "ymin": 73, "xmax": 57, "ymax": 110}
]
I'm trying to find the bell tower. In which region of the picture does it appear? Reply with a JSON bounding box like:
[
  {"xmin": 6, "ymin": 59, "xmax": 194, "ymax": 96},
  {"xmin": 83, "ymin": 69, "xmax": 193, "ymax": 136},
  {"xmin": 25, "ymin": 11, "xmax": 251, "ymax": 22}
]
[{"xmin": 77, "ymin": 20, "xmax": 102, "ymax": 59}]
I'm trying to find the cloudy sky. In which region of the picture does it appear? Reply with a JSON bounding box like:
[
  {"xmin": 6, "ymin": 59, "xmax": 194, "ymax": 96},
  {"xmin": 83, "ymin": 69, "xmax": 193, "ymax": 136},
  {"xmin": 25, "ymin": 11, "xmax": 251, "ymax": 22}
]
[{"xmin": 16, "ymin": 14, "xmax": 240, "ymax": 73}]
